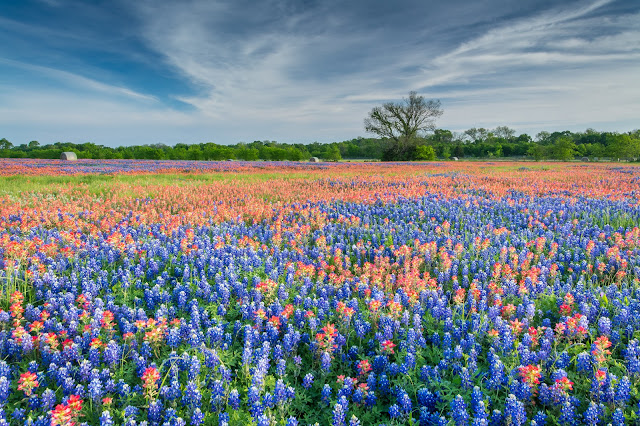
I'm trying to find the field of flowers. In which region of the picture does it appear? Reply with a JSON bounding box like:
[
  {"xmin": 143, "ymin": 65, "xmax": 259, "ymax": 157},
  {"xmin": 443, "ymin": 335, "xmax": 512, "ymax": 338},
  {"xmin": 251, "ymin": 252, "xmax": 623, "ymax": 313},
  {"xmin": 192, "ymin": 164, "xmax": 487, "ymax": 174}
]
[{"xmin": 1, "ymin": 159, "xmax": 639, "ymax": 425}]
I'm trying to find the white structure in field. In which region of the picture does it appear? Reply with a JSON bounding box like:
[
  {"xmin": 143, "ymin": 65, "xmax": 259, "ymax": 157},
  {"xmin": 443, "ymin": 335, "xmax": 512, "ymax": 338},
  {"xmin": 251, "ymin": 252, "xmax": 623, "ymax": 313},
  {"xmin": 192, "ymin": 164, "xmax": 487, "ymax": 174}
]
[{"xmin": 60, "ymin": 152, "xmax": 78, "ymax": 161}]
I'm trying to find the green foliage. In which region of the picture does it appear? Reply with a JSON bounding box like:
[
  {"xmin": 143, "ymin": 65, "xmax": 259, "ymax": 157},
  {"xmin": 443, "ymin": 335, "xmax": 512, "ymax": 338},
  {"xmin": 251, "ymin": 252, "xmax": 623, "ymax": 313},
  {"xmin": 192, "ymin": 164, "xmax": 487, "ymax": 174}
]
[
  {"xmin": 2, "ymin": 127, "xmax": 639, "ymax": 161},
  {"xmin": 414, "ymin": 145, "xmax": 436, "ymax": 161},
  {"xmin": 236, "ymin": 147, "xmax": 260, "ymax": 161},
  {"xmin": 550, "ymin": 136, "xmax": 577, "ymax": 161},
  {"xmin": 440, "ymin": 146, "xmax": 451, "ymax": 160},
  {"xmin": 527, "ymin": 144, "xmax": 546, "ymax": 161},
  {"xmin": 323, "ymin": 145, "xmax": 342, "ymax": 162},
  {"xmin": 0, "ymin": 138, "xmax": 13, "ymax": 150}
]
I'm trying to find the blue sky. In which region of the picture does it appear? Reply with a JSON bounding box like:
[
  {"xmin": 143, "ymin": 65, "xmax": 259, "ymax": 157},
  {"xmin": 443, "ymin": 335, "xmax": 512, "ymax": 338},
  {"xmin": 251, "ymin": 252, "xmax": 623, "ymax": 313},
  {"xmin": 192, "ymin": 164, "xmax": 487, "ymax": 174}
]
[{"xmin": 1, "ymin": 0, "xmax": 638, "ymax": 146}]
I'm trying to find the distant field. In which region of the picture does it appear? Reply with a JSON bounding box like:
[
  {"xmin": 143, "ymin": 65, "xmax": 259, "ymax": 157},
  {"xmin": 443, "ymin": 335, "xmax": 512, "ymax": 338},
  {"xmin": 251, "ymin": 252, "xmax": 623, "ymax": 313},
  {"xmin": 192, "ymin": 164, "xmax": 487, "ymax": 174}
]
[{"xmin": 1, "ymin": 160, "xmax": 639, "ymax": 425}]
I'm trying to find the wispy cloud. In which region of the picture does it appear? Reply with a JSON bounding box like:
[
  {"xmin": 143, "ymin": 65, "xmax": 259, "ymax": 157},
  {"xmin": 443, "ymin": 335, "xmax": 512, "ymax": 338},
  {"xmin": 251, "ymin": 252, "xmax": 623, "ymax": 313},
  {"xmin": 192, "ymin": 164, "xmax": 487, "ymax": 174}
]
[
  {"xmin": 132, "ymin": 0, "xmax": 639, "ymax": 139},
  {"xmin": 412, "ymin": 0, "xmax": 640, "ymax": 131},
  {"xmin": 0, "ymin": 58, "xmax": 159, "ymax": 102},
  {"xmin": 35, "ymin": 0, "xmax": 62, "ymax": 6}
]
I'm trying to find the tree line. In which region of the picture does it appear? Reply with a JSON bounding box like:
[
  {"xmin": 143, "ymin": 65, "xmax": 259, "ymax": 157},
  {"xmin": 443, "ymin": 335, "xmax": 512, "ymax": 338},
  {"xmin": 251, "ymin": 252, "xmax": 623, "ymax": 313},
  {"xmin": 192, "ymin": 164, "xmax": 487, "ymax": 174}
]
[
  {"xmin": 361, "ymin": 91, "xmax": 640, "ymax": 161},
  {"xmin": 0, "ymin": 139, "xmax": 346, "ymax": 162},
  {"xmin": 3, "ymin": 91, "xmax": 639, "ymax": 162},
  {"xmin": 1, "ymin": 128, "xmax": 639, "ymax": 162}
]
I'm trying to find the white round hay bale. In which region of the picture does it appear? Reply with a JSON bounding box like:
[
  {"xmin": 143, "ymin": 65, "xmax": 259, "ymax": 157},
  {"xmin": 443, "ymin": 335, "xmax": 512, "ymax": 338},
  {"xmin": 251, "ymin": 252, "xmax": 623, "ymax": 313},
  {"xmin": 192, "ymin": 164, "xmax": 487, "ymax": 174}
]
[{"xmin": 60, "ymin": 152, "xmax": 77, "ymax": 161}]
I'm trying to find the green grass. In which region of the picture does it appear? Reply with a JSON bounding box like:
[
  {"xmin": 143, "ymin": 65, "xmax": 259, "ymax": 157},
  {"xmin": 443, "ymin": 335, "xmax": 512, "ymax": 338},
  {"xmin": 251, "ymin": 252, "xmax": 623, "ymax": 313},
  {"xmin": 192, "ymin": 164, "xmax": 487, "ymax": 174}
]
[{"xmin": 0, "ymin": 171, "xmax": 322, "ymax": 198}]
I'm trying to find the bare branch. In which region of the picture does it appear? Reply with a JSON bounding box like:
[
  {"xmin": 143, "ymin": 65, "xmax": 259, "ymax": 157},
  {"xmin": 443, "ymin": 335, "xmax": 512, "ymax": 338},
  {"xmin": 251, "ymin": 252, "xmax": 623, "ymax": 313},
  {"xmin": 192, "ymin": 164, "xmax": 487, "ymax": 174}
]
[{"xmin": 364, "ymin": 92, "xmax": 443, "ymax": 144}]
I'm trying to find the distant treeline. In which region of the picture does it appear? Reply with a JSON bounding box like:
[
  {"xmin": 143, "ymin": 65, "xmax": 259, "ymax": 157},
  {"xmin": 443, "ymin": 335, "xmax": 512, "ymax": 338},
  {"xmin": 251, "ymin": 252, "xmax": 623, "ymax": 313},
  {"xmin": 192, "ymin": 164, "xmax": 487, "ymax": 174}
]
[{"xmin": 1, "ymin": 127, "xmax": 639, "ymax": 161}]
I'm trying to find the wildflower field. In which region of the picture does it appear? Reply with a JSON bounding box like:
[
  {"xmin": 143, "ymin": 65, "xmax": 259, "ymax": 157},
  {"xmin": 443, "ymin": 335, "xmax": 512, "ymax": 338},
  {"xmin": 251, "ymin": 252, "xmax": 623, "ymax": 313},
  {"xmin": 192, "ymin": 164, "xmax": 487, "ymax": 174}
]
[{"xmin": 1, "ymin": 159, "xmax": 640, "ymax": 426}]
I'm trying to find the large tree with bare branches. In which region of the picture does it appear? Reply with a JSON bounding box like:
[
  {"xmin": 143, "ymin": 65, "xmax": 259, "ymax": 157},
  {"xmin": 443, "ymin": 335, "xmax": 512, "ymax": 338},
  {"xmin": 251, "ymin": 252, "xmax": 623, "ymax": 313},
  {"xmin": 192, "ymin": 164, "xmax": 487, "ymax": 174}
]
[{"xmin": 364, "ymin": 91, "xmax": 443, "ymax": 160}]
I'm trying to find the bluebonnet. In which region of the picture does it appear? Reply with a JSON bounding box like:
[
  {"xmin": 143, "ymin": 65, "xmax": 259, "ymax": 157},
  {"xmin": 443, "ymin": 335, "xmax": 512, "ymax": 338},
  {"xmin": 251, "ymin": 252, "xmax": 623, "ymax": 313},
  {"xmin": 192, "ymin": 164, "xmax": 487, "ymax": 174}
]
[
  {"xmin": 611, "ymin": 408, "xmax": 626, "ymax": 426},
  {"xmin": 322, "ymin": 384, "xmax": 332, "ymax": 406},
  {"xmin": 450, "ymin": 395, "xmax": 469, "ymax": 426},
  {"xmin": 100, "ymin": 411, "xmax": 114, "ymax": 426},
  {"xmin": 503, "ymin": 394, "xmax": 526, "ymax": 426},
  {"xmin": 576, "ymin": 352, "xmax": 591, "ymax": 372},
  {"xmin": 188, "ymin": 356, "xmax": 201, "ymax": 380},
  {"xmin": 615, "ymin": 376, "xmax": 631, "ymax": 404},
  {"xmin": 210, "ymin": 380, "xmax": 225, "ymax": 411},
  {"xmin": 531, "ymin": 411, "xmax": 547, "ymax": 426},
  {"xmin": 0, "ymin": 377, "xmax": 9, "ymax": 405},
  {"xmin": 228, "ymin": 389, "xmax": 240, "ymax": 410},
  {"xmin": 348, "ymin": 415, "xmax": 361, "ymax": 426},
  {"xmin": 11, "ymin": 408, "xmax": 25, "ymax": 422},
  {"xmin": 333, "ymin": 397, "xmax": 349, "ymax": 426},
  {"xmin": 88, "ymin": 377, "xmax": 103, "ymax": 403},
  {"xmin": 388, "ymin": 404, "xmax": 400, "ymax": 420},
  {"xmin": 623, "ymin": 339, "xmax": 640, "ymax": 375},
  {"xmin": 191, "ymin": 408, "xmax": 204, "ymax": 426},
  {"xmin": 558, "ymin": 400, "xmax": 576, "ymax": 425},
  {"xmin": 471, "ymin": 399, "xmax": 489, "ymax": 426},
  {"xmin": 582, "ymin": 401, "xmax": 602, "ymax": 425},
  {"xmin": 489, "ymin": 409, "xmax": 503, "ymax": 426},
  {"xmin": 103, "ymin": 341, "xmax": 121, "ymax": 367},
  {"xmin": 302, "ymin": 373, "xmax": 314, "ymax": 389},
  {"xmin": 321, "ymin": 352, "xmax": 332, "ymax": 372},
  {"xmin": 396, "ymin": 389, "xmax": 412, "ymax": 413},
  {"xmin": 148, "ymin": 400, "xmax": 163, "ymax": 423},
  {"xmin": 598, "ymin": 317, "xmax": 611, "ymax": 336},
  {"xmin": 247, "ymin": 386, "xmax": 260, "ymax": 405},
  {"xmin": 352, "ymin": 388, "xmax": 364, "ymax": 404},
  {"xmin": 124, "ymin": 406, "xmax": 139, "ymax": 419},
  {"xmin": 218, "ymin": 412, "xmax": 230, "ymax": 426}
]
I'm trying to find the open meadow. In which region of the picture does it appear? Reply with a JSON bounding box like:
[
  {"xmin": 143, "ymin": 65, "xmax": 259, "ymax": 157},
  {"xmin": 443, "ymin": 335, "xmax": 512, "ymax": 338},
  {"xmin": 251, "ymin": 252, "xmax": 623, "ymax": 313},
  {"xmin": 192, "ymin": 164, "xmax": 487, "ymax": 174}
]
[{"xmin": 1, "ymin": 159, "xmax": 639, "ymax": 425}]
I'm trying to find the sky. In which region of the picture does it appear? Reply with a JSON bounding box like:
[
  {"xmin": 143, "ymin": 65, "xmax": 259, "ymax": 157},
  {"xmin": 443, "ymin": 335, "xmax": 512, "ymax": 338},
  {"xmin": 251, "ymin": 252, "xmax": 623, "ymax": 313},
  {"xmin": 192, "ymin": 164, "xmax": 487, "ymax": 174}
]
[{"xmin": 0, "ymin": 0, "xmax": 639, "ymax": 147}]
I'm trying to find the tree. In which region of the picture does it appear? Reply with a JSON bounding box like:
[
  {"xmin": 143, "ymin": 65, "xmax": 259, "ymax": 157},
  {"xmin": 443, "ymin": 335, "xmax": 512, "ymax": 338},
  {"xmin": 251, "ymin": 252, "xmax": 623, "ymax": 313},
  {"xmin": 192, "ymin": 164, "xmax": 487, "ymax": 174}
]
[
  {"xmin": 607, "ymin": 134, "xmax": 640, "ymax": 160},
  {"xmin": 324, "ymin": 145, "xmax": 342, "ymax": 162},
  {"xmin": 550, "ymin": 137, "xmax": 577, "ymax": 161},
  {"xmin": 0, "ymin": 138, "xmax": 12, "ymax": 150},
  {"xmin": 365, "ymin": 91, "xmax": 443, "ymax": 160},
  {"xmin": 527, "ymin": 145, "xmax": 546, "ymax": 161},
  {"xmin": 236, "ymin": 147, "xmax": 259, "ymax": 161},
  {"xmin": 464, "ymin": 128, "xmax": 489, "ymax": 143},
  {"xmin": 433, "ymin": 129, "xmax": 453, "ymax": 144},
  {"xmin": 494, "ymin": 143, "xmax": 503, "ymax": 157},
  {"xmin": 535, "ymin": 131, "xmax": 552, "ymax": 144},
  {"xmin": 414, "ymin": 145, "xmax": 436, "ymax": 161},
  {"xmin": 493, "ymin": 126, "xmax": 516, "ymax": 140}
]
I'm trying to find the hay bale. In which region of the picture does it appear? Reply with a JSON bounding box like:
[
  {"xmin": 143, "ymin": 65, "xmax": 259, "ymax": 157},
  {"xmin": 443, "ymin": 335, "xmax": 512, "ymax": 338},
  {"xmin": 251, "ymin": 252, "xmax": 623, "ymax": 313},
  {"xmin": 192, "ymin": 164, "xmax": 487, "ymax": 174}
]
[
  {"xmin": 452, "ymin": 156, "xmax": 459, "ymax": 161},
  {"xmin": 309, "ymin": 157, "xmax": 320, "ymax": 163},
  {"xmin": 60, "ymin": 152, "xmax": 77, "ymax": 161},
  {"xmin": 581, "ymin": 157, "xmax": 589, "ymax": 162}
]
